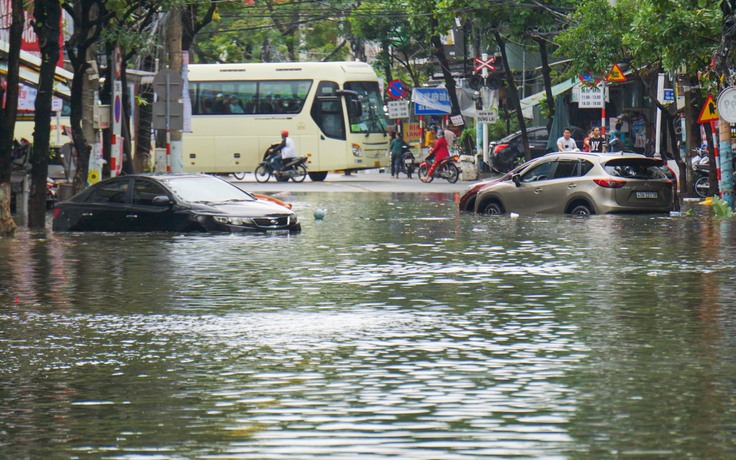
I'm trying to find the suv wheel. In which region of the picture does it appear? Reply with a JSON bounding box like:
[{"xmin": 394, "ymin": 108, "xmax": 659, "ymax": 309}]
[
  {"xmin": 479, "ymin": 200, "xmax": 504, "ymax": 215},
  {"xmin": 569, "ymin": 203, "xmax": 593, "ymax": 216}
]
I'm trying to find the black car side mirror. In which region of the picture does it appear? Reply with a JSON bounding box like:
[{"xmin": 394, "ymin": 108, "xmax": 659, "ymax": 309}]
[
  {"xmin": 152, "ymin": 195, "xmax": 173, "ymax": 206},
  {"xmin": 512, "ymin": 174, "xmax": 521, "ymax": 187}
]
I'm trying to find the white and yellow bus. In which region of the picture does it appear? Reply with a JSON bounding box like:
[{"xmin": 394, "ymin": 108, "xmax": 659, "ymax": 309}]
[{"xmin": 185, "ymin": 61, "xmax": 390, "ymax": 181}]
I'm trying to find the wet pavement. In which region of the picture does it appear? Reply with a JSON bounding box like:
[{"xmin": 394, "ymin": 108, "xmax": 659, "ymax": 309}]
[{"xmin": 229, "ymin": 167, "xmax": 480, "ymax": 194}]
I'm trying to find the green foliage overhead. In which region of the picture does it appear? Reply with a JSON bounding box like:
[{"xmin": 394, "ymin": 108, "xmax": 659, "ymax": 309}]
[
  {"xmin": 625, "ymin": 0, "xmax": 719, "ymax": 73},
  {"xmin": 555, "ymin": 0, "xmax": 720, "ymax": 77}
]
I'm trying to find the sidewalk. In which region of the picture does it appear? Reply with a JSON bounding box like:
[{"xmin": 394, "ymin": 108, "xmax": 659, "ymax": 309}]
[{"xmin": 230, "ymin": 168, "xmax": 494, "ymax": 194}]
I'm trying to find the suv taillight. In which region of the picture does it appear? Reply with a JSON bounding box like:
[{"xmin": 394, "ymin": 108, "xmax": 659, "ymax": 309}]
[
  {"xmin": 493, "ymin": 143, "xmax": 509, "ymax": 155},
  {"xmin": 594, "ymin": 178, "xmax": 626, "ymax": 188}
]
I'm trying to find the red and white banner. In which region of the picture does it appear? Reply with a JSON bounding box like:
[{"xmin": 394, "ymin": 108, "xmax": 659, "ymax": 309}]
[{"xmin": 0, "ymin": 0, "xmax": 65, "ymax": 67}]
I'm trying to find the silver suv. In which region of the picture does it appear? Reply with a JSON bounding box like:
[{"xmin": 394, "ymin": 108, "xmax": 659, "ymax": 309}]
[{"xmin": 474, "ymin": 152, "xmax": 674, "ymax": 215}]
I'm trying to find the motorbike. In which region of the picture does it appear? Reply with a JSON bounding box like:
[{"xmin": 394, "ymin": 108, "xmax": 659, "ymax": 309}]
[
  {"xmin": 47, "ymin": 177, "xmax": 58, "ymax": 208},
  {"xmin": 693, "ymin": 164, "xmax": 711, "ymax": 198},
  {"xmin": 417, "ymin": 154, "xmax": 460, "ymax": 183},
  {"xmin": 254, "ymin": 144, "xmax": 309, "ymax": 183},
  {"xmin": 398, "ymin": 145, "xmax": 416, "ymax": 178}
]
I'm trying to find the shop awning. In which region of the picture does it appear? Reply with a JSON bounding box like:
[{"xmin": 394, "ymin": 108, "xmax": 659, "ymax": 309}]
[{"xmin": 519, "ymin": 78, "xmax": 576, "ymax": 119}]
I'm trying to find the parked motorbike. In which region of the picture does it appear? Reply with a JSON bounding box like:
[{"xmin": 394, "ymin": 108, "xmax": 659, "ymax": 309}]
[
  {"xmin": 254, "ymin": 144, "xmax": 308, "ymax": 183},
  {"xmin": 399, "ymin": 145, "xmax": 416, "ymax": 179},
  {"xmin": 417, "ymin": 155, "xmax": 460, "ymax": 183},
  {"xmin": 693, "ymin": 164, "xmax": 711, "ymax": 198},
  {"xmin": 47, "ymin": 177, "xmax": 58, "ymax": 209}
]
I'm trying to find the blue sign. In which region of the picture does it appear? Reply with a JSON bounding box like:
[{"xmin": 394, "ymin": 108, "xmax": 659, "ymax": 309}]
[
  {"xmin": 413, "ymin": 88, "xmax": 451, "ymax": 115},
  {"xmin": 388, "ymin": 80, "xmax": 408, "ymax": 100},
  {"xmin": 663, "ymin": 89, "xmax": 675, "ymax": 103}
]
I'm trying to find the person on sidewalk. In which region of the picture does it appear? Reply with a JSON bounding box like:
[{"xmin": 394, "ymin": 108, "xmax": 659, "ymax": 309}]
[{"xmin": 390, "ymin": 132, "xmax": 408, "ymax": 178}]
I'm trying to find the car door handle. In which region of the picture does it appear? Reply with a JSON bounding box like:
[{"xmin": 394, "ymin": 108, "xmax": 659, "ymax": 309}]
[
  {"xmin": 126, "ymin": 214, "xmax": 139, "ymax": 219},
  {"xmin": 82, "ymin": 212, "xmax": 93, "ymax": 217},
  {"xmin": 568, "ymin": 184, "xmax": 577, "ymax": 189},
  {"xmin": 534, "ymin": 188, "xmax": 543, "ymax": 194}
]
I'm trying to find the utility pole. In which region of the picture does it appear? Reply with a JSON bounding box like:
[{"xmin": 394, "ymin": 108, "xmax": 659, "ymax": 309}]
[{"xmin": 165, "ymin": 10, "xmax": 183, "ymax": 173}]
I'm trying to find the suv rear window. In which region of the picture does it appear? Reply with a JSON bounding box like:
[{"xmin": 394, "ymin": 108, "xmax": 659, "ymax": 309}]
[{"xmin": 603, "ymin": 159, "xmax": 666, "ymax": 179}]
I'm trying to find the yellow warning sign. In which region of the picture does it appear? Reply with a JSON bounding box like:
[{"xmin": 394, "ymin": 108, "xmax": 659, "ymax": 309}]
[
  {"xmin": 698, "ymin": 94, "xmax": 719, "ymax": 124},
  {"xmin": 606, "ymin": 64, "xmax": 626, "ymax": 83}
]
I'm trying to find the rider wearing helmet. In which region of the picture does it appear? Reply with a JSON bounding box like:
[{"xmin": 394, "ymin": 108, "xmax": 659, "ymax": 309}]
[
  {"xmin": 271, "ymin": 129, "xmax": 297, "ymax": 169},
  {"xmin": 422, "ymin": 130, "xmax": 449, "ymax": 182}
]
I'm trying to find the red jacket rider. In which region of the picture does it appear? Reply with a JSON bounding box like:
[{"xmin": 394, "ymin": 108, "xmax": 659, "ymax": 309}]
[{"xmin": 423, "ymin": 131, "xmax": 450, "ymax": 181}]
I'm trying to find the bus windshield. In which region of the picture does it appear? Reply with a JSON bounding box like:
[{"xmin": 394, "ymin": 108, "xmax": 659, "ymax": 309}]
[{"xmin": 344, "ymin": 81, "xmax": 387, "ymax": 135}]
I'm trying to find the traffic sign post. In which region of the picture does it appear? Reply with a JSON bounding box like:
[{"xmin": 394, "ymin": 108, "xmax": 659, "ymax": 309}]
[
  {"xmin": 476, "ymin": 110, "xmax": 498, "ymax": 124},
  {"xmin": 699, "ymin": 94, "xmax": 719, "ymax": 124},
  {"xmin": 473, "ymin": 54, "xmax": 496, "ymax": 78},
  {"xmin": 717, "ymin": 88, "xmax": 736, "ymax": 206},
  {"xmin": 606, "ymin": 64, "xmax": 626, "ymax": 83},
  {"xmin": 387, "ymin": 101, "xmax": 410, "ymax": 119},
  {"xmin": 388, "ymin": 80, "xmax": 408, "ymax": 100}
]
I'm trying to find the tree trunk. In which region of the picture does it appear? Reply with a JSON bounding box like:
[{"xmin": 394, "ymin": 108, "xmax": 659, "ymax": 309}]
[
  {"xmin": 534, "ymin": 37, "xmax": 555, "ymax": 131},
  {"xmin": 0, "ymin": 0, "xmax": 23, "ymax": 235},
  {"xmin": 430, "ymin": 22, "xmax": 461, "ymax": 121},
  {"xmin": 494, "ymin": 31, "xmax": 530, "ymax": 160},
  {"xmin": 64, "ymin": 0, "xmax": 106, "ymax": 193},
  {"xmin": 29, "ymin": 0, "xmax": 61, "ymax": 229}
]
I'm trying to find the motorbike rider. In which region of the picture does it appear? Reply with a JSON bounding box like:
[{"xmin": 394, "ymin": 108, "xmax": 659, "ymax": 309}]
[
  {"xmin": 422, "ymin": 129, "xmax": 450, "ymax": 182},
  {"xmin": 271, "ymin": 129, "xmax": 297, "ymax": 171}
]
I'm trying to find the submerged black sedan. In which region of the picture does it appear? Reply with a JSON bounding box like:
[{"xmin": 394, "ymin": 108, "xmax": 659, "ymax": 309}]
[{"xmin": 52, "ymin": 174, "xmax": 300, "ymax": 233}]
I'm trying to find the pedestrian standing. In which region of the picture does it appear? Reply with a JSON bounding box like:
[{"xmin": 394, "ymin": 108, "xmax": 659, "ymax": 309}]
[
  {"xmin": 444, "ymin": 126, "xmax": 457, "ymax": 152},
  {"xmin": 588, "ymin": 127, "xmax": 606, "ymax": 153},
  {"xmin": 609, "ymin": 131, "xmax": 625, "ymax": 152},
  {"xmin": 609, "ymin": 122, "xmax": 626, "ymax": 144},
  {"xmin": 390, "ymin": 132, "xmax": 406, "ymax": 178}
]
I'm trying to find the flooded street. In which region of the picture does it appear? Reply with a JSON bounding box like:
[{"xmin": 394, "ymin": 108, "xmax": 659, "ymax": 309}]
[{"xmin": 2, "ymin": 192, "xmax": 736, "ymax": 458}]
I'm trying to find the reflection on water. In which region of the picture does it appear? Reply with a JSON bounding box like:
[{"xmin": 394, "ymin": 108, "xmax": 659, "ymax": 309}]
[{"xmin": 2, "ymin": 194, "xmax": 736, "ymax": 458}]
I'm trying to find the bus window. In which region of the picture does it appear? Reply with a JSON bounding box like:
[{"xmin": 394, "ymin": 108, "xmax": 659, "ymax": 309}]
[
  {"xmin": 310, "ymin": 82, "xmax": 346, "ymax": 140},
  {"xmin": 344, "ymin": 81, "xmax": 387, "ymax": 134},
  {"xmin": 189, "ymin": 80, "xmax": 311, "ymax": 115}
]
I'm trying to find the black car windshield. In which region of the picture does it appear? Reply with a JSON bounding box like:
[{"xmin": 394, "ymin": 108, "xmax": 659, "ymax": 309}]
[
  {"xmin": 163, "ymin": 176, "xmax": 256, "ymax": 203},
  {"xmin": 603, "ymin": 159, "xmax": 667, "ymax": 180}
]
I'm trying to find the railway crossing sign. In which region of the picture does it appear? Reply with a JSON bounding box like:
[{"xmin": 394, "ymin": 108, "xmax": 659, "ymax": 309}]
[{"xmin": 474, "ymin": 55, "xmax": 497, "ymax": 73}]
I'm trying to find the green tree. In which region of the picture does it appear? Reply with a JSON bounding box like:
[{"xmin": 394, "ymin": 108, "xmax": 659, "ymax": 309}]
[
  {"xmin": 0, "ymin": 0, "xmax": 23, "ymax": 235},
  {"xmin": 350, "ymin": 0, "xmax": 428, "ymax": 86}
]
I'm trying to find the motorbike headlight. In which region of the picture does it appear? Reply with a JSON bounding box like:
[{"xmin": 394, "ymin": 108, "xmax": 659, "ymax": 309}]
[{"xmin": 352, "ymin": 143, "xmax": 362, "ymax": 157}]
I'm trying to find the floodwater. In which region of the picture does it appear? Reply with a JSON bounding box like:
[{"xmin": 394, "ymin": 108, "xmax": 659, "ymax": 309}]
[{"xmin": 1, "ymin": 193, "xmax": 736, "ymax": 459}]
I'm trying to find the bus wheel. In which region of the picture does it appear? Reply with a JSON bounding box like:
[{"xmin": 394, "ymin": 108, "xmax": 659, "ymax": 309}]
[{"xmin": 308, "ymin": 171, "xmax": 328, "ymax": 182}]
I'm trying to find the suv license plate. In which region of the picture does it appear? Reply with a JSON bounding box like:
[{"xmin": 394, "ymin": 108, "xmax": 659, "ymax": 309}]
[{"xmin": 636, "ymin": 191, "xmax": 658, "ymax": 199}]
